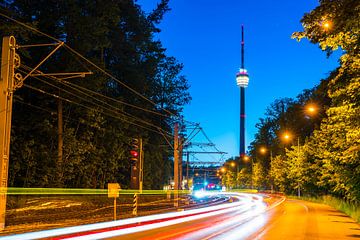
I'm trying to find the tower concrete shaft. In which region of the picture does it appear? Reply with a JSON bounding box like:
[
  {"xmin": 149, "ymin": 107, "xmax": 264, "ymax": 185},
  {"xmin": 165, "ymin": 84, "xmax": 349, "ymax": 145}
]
[{"xmin": 235, "ymin": 25, "xmax": 249, "ymax": 157}]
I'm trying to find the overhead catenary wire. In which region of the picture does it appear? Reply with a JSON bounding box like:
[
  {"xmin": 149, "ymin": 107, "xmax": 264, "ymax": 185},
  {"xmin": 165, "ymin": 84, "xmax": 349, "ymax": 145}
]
[
  {"xmin": 0, "ymin": 11, "xmax": 177, "ymax": 118},
  {"xmin": 0, "ymin": 11, "xmax": 226, "ymax": 154},
  {"xmin": 23, "ymin": 84, "xmax": 173, "ymax": 137},
  {"xmin": 18, "ymin": 66, "xmax": 173, "ymax": 136},
  {"xmin": 14, "ymin": 98, "xmax": 55, "ymax": 115},
  {"xmin": 21, "ymin": 65, "xmax": 170, "ymax": 118},
  {"xmin": 14, "ymin": 98, "xmax": 133, "ymax": 129}
]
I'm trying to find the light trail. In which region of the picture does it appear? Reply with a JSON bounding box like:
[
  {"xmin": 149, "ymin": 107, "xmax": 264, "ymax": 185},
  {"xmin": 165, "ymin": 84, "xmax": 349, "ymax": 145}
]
[
  {"xmin": 1, "ymin": 187, "xmax": 190, "ymax": 195},
  {"xmin": 0, "ymin": 193, "xmax": 276, "ymax": 240}
]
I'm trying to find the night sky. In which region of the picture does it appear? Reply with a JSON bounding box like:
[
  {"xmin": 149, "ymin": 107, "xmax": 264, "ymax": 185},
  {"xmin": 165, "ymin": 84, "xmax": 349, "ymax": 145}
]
[{"xmin": 138, "ymin": 0, "xmax": 341, "ymax": 160}]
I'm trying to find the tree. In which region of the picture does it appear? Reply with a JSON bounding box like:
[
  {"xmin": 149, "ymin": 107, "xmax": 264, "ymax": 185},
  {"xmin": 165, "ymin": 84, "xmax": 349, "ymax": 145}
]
[
  {"xmin": 0, "ymin": 0, "xmax": 190, "ymax": 189},
  {"xmin": 236, "ymin": 168, "xmax": 251, "ymax": 188},
  {"xmin": 285, "ymin": 145, "xmax": 312, "ymax": 196},
  {"xmin": 292, "ymin": 0, "xmax": 359, "ymax": 202},
  {"xmin": 252, "ymin": 162, "xmax": 267, "ymax": 190},
  {"xmin": 270, "ymin": 155, "xmax": 288, "ymax": 193}
]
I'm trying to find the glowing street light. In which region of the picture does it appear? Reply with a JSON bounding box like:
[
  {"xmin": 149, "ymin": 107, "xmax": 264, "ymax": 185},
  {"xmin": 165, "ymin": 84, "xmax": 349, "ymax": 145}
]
[
  {"xmin": 221, "ymin": 167, "xmax": 226, "ymax": 173},
  {"xmin": 304, "ymin": 103, "xmax": 318, "ymax": 117},
  {"xmin": 259, "ymin": 147, "xmax": 267, "ymax": 154},
  {"xmin": 282, "ymin": 132, "xmax": 292, "ymax": 143},
  {"xmin": 307, "ymin": 106, "xmax": 316, "ymax": 113},
  {"xmin": 322, "ymin": 20, "xmax": 332, "ymax": 30},
  {"xmin": 230, "ymin": 162, "xmax": 236, "ymax": 167}
]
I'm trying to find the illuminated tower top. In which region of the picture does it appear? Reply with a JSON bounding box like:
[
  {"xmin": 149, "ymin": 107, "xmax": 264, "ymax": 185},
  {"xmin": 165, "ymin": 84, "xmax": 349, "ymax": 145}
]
[{"xmin": 236, "ymin": 25, "xmax": 249, "ymax": 87}]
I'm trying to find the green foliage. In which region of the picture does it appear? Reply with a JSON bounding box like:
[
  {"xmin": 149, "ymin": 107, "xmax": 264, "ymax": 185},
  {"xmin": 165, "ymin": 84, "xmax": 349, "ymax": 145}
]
[
  {"xmin": 252, "ymin": 162, "xmax": 267, "ymax": 189},
  {"xmin": 269, "ymin": 155, "xmax": 288, "ymax": 192},
  {"xmin": 1, "ymin": 0, "xmax": 190, "ymax": 189},
  {"xmin": 251, "ymin": 0, "xmax": 359, "ymax": 202},
  {"xmin": 236, "ymin": 168, "xmax": 251, "ymax": 188}
]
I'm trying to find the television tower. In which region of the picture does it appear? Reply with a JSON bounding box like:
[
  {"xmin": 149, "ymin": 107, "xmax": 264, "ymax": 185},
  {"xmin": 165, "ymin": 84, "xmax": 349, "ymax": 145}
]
[{"xmin": 236, "ymin": 25, "xmax": 249, "ymax": 157}]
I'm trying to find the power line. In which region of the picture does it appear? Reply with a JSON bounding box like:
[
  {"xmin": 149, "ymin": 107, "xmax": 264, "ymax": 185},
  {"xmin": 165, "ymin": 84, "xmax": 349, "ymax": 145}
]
[
  {"xmin": 23, "ymin": 84, "xmax": 173, "ymax": 137},
  {"xmin": 20, "ymin": 64, "xmax": 170, "ymax": 118},
  {"xmin": 18, "ymin": 66, "xmax": 173, "ymax": 136},
  {"xmin": 14, "ymin": 98, "xmax": 55, "ymax": 115},
  {"xmin": 0, "ymin": 11, "xmax": 178, "ymax": 118}
]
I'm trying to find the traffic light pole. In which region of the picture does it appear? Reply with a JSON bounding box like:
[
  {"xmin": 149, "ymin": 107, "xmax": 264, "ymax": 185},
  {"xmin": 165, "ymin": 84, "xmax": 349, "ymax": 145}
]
[{"xmin": 139, "ymin": 138, "xmax": 143, "ymax": 193}]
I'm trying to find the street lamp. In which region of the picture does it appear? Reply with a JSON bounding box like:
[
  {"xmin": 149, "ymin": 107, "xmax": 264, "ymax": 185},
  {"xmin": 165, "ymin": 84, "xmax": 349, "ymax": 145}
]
[
  {"xmin": 282, "ymin": 132, "xmax": 292, "ymax": 142},
  {"xmin": 259, "ymin": 147, "xmax": 267, "ymax": 154},
  {"xmin": 242, "ymin": 155, "xmax": 253, "ymax": 189},
  {"xmin": 322, "ymin": 20, "xmax": 332, "ymax": 31},
  {"xmin": 304, "ymin": 103, "xmax": 318, "ymax": 117},
  {"xmin": 281, "ymin": 131, "xmax": 301, "ymax": 197},
  {"xmin": 259, "ymin": 146, "xmax": 274, "ymax": 192}
]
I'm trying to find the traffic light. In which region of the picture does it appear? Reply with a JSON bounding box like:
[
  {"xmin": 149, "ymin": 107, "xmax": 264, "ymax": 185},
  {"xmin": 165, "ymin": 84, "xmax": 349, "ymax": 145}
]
[{"xmin": 130, "ymin": 138, "xmax": 139, "ymax": 162}]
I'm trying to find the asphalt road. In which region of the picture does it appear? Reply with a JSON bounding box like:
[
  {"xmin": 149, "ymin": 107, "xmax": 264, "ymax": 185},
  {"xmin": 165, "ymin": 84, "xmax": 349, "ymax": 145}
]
[
  {"xmin": 106, "ymin": 198, "xmax": 360, "ymax": 240},
  {"xmin": 2, "ymin": 195, "xmax": 359, "ymax": 240},
  {"xmin": 249, "ymin": 199, "xmax": 360, "ymax": 240}
]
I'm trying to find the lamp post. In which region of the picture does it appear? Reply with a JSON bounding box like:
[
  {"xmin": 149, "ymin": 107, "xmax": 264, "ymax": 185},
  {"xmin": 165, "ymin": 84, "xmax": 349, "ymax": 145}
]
[
  {"xmin": 259, "ymin": 146, "xmax": 273, "ymax": 192},
  {"xmin": 282, "ymin": 132, "xmax": 301, "ymax": 197},
  {"xmin": 242, "ymin": 155, "xmax": 253, "ymax": 189},
  {"xmin": 229, "ymin": 161, "xmax": 239, "ymax": 188}
]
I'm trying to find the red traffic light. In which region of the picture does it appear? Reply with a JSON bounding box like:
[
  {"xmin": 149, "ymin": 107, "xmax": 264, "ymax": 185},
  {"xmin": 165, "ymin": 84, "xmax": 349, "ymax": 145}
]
[
  {"xmin": 129, "ymin": 138, "xmax": 140, "ymax": 161},
  {"xmin": 130, "ymin": 150, "xmax": 138, "ymax": 158}
]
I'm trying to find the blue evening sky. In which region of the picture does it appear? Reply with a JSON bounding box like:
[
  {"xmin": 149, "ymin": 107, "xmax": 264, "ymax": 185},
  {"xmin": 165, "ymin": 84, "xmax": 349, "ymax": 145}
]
[{"xmin": 138, "ymin": 0, "xmax": 340, "ymax": 160}]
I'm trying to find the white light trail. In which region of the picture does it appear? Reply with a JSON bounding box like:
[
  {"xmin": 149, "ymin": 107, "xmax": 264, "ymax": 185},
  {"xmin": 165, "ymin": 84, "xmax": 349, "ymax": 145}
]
[{"xmin": 0, "ymin": 192, "xmax": 271, "ymax": 240}]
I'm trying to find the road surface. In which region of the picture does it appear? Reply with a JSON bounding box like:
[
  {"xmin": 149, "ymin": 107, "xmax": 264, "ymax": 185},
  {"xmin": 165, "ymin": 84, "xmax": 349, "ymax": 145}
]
[
  {"xmin": 104, "ymin": 198, "xmax": 360, "ymax": 240},
  {"xmin": 1, "ymin": 195, "xmax": 359, "ymax": 240}
]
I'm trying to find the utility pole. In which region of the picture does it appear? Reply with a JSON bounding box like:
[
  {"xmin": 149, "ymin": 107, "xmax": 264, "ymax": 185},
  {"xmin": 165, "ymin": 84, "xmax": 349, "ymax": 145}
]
[
  {"xmin": 297, "ymin": 137, "xmax": 301, "ymax": 197},
  {"xmin": 173, "ymin": 122, "xmax": 179, "ymax": 207},
  {"xmin": 179, "ymin": 135, "xmax": 183, "ymax": 190},
  {"xmin": 0, "ymin": 37, "xmax": 90, "ymax": 230},
  {"xmin": 186, "ymin": 152, "xmax": 189, "ymax": 189},
  {"xmin": 57, "ymin": 97, "xmax": 63, "ymax": 186},
  {"xmin": 0, "ymin": 36, "xmax": 18, "ymax": 230}
]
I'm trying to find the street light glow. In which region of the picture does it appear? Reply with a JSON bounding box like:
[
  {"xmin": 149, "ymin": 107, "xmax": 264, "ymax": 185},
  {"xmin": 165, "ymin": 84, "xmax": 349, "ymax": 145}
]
[
  {"xmin": 305, "ymin": 103, "xmax": 318, "ymax": 117},
  {"xmin": 221, "ymin": 167, "xmax": 226, "ymax": 172},
  {"xmin": 259, "ymin": 147, "xmax": 267, "ymax": 154},
  {"xmin": 231, "ymin": 162, "xmax": 236, "ymax": 167},
  {"xmin": 282, "ymin": 132, "xmax": 292, "ymax": 142},
  {"xmin": 323, "ymin": 20, "xmax": 332, "ymax": 30}
]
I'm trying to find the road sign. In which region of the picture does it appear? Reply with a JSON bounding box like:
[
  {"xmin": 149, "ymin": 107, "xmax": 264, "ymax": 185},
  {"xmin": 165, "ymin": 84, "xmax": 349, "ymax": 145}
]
[{"xmin": 108, "ymin": 183, "xmax": 120, "ymax": 198}]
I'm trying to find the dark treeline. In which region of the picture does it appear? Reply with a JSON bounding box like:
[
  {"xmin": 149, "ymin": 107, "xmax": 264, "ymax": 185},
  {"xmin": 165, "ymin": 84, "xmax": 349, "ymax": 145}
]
[
  {"xmin": 0, "ymin": 0, "xmax": 191, "ymax": 189},
  {"xmin": 223, "ymin": 0, "xmax": 359, "ymax": 202}
]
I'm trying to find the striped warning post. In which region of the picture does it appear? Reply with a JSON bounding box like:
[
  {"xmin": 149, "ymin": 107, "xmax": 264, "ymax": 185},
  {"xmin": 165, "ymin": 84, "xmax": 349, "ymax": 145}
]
[{"xmin": 132, "ymin": 193, "xmax": 138, "ymax": 216}]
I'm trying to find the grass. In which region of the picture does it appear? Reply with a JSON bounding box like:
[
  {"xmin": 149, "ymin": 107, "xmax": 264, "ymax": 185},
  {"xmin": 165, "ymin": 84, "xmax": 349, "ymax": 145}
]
[{"xmin": 292, "ymin": 195, "xmax": 360, "ymax": 223}]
